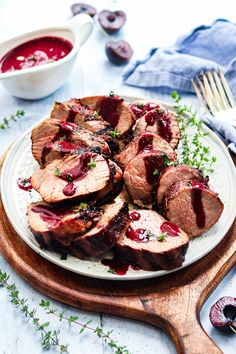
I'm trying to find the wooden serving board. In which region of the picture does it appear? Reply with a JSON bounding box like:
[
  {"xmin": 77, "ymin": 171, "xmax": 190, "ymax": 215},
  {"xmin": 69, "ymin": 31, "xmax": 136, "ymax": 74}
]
[{"xmin": 0, "ymin": 152, "xmax": 235, "ymax": 354}]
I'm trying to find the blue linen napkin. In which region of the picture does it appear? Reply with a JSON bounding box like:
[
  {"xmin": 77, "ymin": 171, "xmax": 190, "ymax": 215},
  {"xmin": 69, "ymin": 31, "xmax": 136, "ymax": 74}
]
[{"xmin": 123, "ymin": 19, "xmax": 236, "ymax": 152}]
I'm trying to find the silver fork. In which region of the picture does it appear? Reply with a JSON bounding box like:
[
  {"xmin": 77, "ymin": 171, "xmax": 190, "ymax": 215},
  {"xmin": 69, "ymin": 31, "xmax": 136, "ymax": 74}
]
[{"xmin": 191, "ymin": 69, "xmax": 236, "ymax": 127}]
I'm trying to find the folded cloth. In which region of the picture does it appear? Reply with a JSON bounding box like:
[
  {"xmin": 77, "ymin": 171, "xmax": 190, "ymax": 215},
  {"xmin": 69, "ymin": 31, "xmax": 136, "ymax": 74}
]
[
  {"xmin": 201, "ymin": 111, "xmax": 236, "ymax": 154},
  {"xmin": 123, "ymin": 19, "xmax": 236, "ymax": 151},
  {"xmin": 123, "ymin": 19, "xmax": 236, "ymax": 96}
]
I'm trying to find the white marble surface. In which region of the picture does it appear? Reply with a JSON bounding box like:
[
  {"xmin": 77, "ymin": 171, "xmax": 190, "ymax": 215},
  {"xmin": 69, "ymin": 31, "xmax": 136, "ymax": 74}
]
[{"xmin": 0, "ymin": 1, "xmax": 235, "ymax": 353}]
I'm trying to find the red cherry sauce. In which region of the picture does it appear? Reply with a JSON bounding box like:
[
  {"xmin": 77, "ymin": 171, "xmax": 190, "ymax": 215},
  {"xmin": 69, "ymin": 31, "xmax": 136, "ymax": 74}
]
[
  {"xmin": 17, "ymin": 177, "xmax": 32, "ymax": 191},
  {"xmin": 129, "ymin": 211, "xmax": 141, "ymax": 221},
  {"xmin": 160, "ymin": 221, "xmax": 180, "ymax": 236},
  {"xmin": 127, "ymin": 227, "xmax": 149, "ymax": 243},
  {"xmin": 130, "ymin": 102, "xmax": 159, "ymax": 119},
  {"xmin": 67, "ymin": 103, "xmax": 82, "ymax": 122},
  {"xmin": 101, "ymin": 258, "xmax": 129, "ymax": 275},
  {"xmin": 157, "ymin": 114, "xmax": 172, "ymax": 142},
  {"xmin": 31, "ymin": 204, "xmax": 64, "ymax": 226},
  {"xmin": 99, "ymin": 96, "xmax": 124, "ymax": 128},
  {"xmin": 144, "ymin": 153, "xmax": 164, "ymax": 184},
  {"xmin": 0, "ymin": 36, "xmax": 73, "ymax": 73},
  {"xmin": 59, "ymin": 152, "xmax": 93, "ymax": 196},
  {"xmin": 56, "ymin": 141, "xmax": 78, "ymax": 153},
  {"xmin": 137, "ymin": 134, "xmax": 153, "ymax": 153},
  {"xmin": 191, "ymin": 180, "xmax": 206, "ymax": 228},
  {"xmin": 101, "ymin": 258, "xmax": 140, "ymax": 275},
  {"xmin": 144, "ymin": 109, "xmax": 172, "ymax": 142},
  {"xmin": 41, "ymin": 121, "xmax": 78, "ymax": 164}
]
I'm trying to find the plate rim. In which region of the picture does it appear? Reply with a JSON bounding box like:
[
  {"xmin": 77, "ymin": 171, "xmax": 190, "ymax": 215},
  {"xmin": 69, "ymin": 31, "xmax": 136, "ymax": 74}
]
[{"xmin": 1, "ymin": 95, "xmax": 236, "ymax": 281}]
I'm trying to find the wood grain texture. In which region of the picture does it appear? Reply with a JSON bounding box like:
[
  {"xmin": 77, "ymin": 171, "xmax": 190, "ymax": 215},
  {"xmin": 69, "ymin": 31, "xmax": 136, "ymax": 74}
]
[
  {"xmin": 0, "ymin": 197, "xmax": 235, "ymax": 354},
  {"xmin": 0, "ymin": 151, "xmax": 235, "ymax": 354}
]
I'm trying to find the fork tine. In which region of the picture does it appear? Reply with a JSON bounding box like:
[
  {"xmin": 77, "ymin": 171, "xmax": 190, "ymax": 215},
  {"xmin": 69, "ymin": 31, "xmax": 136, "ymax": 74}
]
[
  {"xmin": 200, "ymin": 72, "xmax": 217, "ymax": 115},
  {"xmin": 191, "ymin": 78, "xmax": 211, "ymax": 115},
  {"xmin": 205, "ymin": 71, "xmax": 223, "ymax": 111},
  {"xmin": 218, "ymin": 68, "xmax": 236, "ymax": 108},
  {"xmin": 213, "ymin": 70, "xmax": 231, "ymax": 109}
]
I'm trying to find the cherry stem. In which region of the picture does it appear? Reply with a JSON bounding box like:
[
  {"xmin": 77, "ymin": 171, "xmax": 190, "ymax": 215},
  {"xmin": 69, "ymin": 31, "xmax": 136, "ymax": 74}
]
[{"xmin": 229, "ymin": 325, "xmax": 236, "ymax": 334}]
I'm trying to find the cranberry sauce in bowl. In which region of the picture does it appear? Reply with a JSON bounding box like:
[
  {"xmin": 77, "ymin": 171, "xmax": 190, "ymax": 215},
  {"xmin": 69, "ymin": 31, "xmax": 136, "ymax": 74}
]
[{"xmin": 0, "ymin": 36, "xmax": 73, "ymax": 73}]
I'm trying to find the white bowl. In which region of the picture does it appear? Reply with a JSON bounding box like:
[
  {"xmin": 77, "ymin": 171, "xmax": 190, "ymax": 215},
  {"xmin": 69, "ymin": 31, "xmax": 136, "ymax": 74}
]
[{"xmin": 0, "ymin": 14, "xmax": 93, "ymax": 99}]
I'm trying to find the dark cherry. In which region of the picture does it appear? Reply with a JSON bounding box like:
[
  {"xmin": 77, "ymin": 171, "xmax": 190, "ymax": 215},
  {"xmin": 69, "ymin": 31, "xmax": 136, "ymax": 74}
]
[
  {"xmin": 209, "ymin": 297, "xmax": 236, "ymax": 332},
  {"xmin": 98, "ymin": 10, "xmax": 126, "ymax": 34},
  {"xmin": 71, "ymin": 3, "xmax": 97, "ymax": 17},
  {"xmin": 105, "ymin": 40, "xmax": 133, "ymax": 65}
]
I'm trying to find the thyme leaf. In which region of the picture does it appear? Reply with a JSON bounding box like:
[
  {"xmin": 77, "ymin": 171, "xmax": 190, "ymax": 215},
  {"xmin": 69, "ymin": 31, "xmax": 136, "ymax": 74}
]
[
  {"xmin": 0, "ymin": 110, "xmax": 25, "ymax": 130},
  {"xmin": 0, "ymin": 269, "xmax": 131, "ymax": 354},
  {"xmin": 88, "ymin": 158, "xmax": 96, "ymax": 169},
  {"xmin": 158, "ymin": 232, "xmax": 167, "ymax": 242},
  {"xmin": 171, "ymin": 91, "xmax": 217, "ymax": 176}
]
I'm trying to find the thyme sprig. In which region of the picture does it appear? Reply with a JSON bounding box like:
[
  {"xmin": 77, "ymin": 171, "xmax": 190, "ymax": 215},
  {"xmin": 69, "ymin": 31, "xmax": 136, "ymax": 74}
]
[
  {"xmin": 0, "ymin": 109, "xmax": 25, "ymax": 130},
  {"xmin": 40, "ymin": 300, "xmax": 131, "ymax": 354},
  {"xmin": 0, "ymin": 270, "xmax": 68, "ymax": 353},
  {"xmin": 0, "ymin": 269, "xmax": 130, "ymax": 354},
  {"xmin": 171, "ymin": 91, "xmax": 217, "ymax": 176}
]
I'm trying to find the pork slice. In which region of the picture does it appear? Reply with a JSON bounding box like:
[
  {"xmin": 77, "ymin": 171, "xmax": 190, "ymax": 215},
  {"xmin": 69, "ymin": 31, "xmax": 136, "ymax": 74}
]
[
  {"xmin": 70, "ymin": 199, "xmax": 130, "ymax": 258},
  {"xmin": 123, "ymin": 150, "xmax": 176, "ymax": 208},
  {"xmin": 116, "ymin": 132, "xmax": 176, "ymax": 169},
  {"xmin": 33, "ymin": 153, "xmax": 111, "ymax": 204},
  {"xmin": 70, "ymin": 128, "xmax": 111, "ymax": 156},
  {"xmin": 28, "ymin": 202, "xmax": 102, "ymax": 250},
  {"xmin": 79, "ymin": 95, "xmax": 135, "ymax": 137},
  {"xmin": 51, "ymin": 98, "xmax": 99, "ymax": 122},
  {"xmin": 134, "ymin": 108, "xmax": 180, "ymax": 149},
  {"xmin": 115, "ymin": 209, "xmax": 189, "ymax": 270},
  {"xmin": 31, "ymin": 118, "xmax": 61, "ymax": 165},
  {"xmin": 96, "ymin": 160, "xmax": 123, "ymax": 205},
  {"xmin": 156, "ymin": 165, "xmax": 206, "ymax": 210},
  {"xmin": 164, "ymin": 180, "xmax": 224, "ymax": 238},
  {"xmin": 31, "ymin": 169, "xmax": 44, "ymax": 192}
]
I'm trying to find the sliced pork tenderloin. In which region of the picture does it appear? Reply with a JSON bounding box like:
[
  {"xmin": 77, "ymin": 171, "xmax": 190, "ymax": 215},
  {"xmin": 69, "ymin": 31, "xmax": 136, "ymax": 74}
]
[
  {"xmin": 32, "ymin": 152, "xmax": 111, "ymax": 204},
  {"xmin": 79, "ymin": 95, "xmax": 135, "ymax": 137},
  {"xmin": 115, "ymin": 209, "xmax": 189, "ymax": 270},
  {"xmin": 96, "ymin": 160, "xmax": 123, "ymax": 205},
  {"xmin": 134, "ymin": 107, "xmax": 180, "ymax": 149},
  {"xmin": 123, "ymin": 150, "xmax": 177, "ymax": 207},
  {"xmin": 32, "ymin": 119, "xmax": 111, "ymax": 166},
  {"xmin": 116, "ymin": 132, "xmax": 176, "ymax": 169},
  {"xmin": 164, "ymin": 180, "xmax": 224, "ymax": 238},
  {"xmin": 28, "ymin": 202, "xmax": 102, "ymax": 251},
  {"xmin": 156, "ymin": 165, "xmax": 207, "ymax": 210},
  {"xmin": 70, "ymin": 199, "xmax": 130, "ymax": 259}
]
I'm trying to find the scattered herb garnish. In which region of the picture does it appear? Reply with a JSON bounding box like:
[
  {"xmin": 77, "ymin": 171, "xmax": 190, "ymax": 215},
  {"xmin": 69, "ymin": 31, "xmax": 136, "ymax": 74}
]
[
  {"xmin": 92, "ymin": 111, "xmax": 99, "ymax": 118},
  {"xmin": 152, "ymin": 169, "xmax": 159, "ymax": 176},
  {"xmin": 0, "ymin": 110, "xmax": 25, "ymax": 130},
  {"xmin": 0, "ymin": 270, "xmax": 68, "ymax": 352},
  {"xmin": 78, "ymin": 202, "xmax": 88, "ymax": 210},
  {"xmin": 88, "ymin": 158, "xmax": 96, "ymax": 169},
  {"xmin": 0, "ymin": 269, "xmax": 131, "ymax": 354},
  {"xmin": 163, "ymin": 154, "xmax": 176, "ymax": 167},
  {"xmin": 111, "ymin": 130, "xmax": 121, "ymax": 139},
  {"xmin": 109, "ymin": 91, "xmax": 115, "ymax": 97},
  {"xmin": 107, "ymin": 269, "xmax": 116, "ymax": 274},
  {"xmin": 137, "ymin": 102, "xmax": 144, "ymax": 109},
  {"xmin": 54, "ymin": 167, "xmax": 61, "ymax": 176},
  {"xmin": 158, "ymin": 232, "xmax": 167, "ymax": 242},
  {"xmin": 171, "ymin": 91, "xmax": 217, "ymax": 176}
]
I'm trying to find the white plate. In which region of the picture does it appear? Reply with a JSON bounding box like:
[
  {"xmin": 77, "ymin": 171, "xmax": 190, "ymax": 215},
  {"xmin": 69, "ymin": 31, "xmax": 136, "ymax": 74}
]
[{"xmin": 1, "ymin": 96, "xmax": 236, "ymax": 281}]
